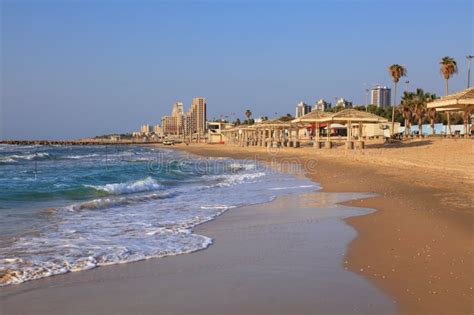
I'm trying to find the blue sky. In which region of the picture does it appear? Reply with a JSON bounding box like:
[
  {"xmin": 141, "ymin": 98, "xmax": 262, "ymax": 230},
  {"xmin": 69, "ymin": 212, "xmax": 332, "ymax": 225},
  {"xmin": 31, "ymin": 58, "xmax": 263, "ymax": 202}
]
[{"xmin": 1, "ymin": 0, "xmax": 473, "ymax": 139}]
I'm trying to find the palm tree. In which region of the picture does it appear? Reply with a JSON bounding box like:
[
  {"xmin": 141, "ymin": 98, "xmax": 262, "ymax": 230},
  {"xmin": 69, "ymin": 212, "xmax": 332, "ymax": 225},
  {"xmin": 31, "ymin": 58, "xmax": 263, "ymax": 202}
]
[
  {"xmin": 424, "ymin": 93, "xmax": 437, "ymax": 136},
  {"xmin": 439, "ymin": 56, "xmax": 458, "ymax": 135},
  {"xmin": 427, "ymin": 108, "xmax": 437, "ymax": 136},
  {"xmin": 400, "ymin": 91, "xmax": 414, "ymax": 136},
  {"xmin": 389, "ymin": 64, "xmax": 407, "ymax": 134},
  {"xmin": 400, "ymin": 89, "xmax": 437, "ymax": 137},
  {"xmin": 412, "ymin": 89, "xmax": 427, "ymax": 137}
]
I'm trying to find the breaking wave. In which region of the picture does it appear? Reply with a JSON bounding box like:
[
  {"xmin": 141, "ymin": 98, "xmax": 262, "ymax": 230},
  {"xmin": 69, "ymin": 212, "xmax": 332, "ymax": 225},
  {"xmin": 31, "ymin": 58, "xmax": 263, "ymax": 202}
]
[{"xmin": 86, "ymin": 177, "xmax": 161, "ymax": 195}]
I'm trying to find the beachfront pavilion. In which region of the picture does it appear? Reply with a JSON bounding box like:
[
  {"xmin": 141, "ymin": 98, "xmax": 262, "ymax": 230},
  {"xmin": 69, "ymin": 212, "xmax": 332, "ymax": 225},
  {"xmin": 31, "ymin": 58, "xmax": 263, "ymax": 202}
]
[
  {"xmin": 220, "ymin": 125, "xmax": 257, "ymax": 146},
  {"xmin": 252, "ymin": 119, "xmax": 293, "ymax": 148},
  {"xmin": 427, "ymin": 87, "xmax": 474, "ymax": 136},
  {"xmin": 318, "ymin": 109, "xmax": 388, "ymax": 149},
  {"xmin": 292, "ymin": 109, "xmax": 388, "ymax": 149},
  {"xmin": 219, "ymin": 119, "xmax": 293, "ymax": 148},
  {"xmin": 291, "ymin": 110, "xmax": 333, "ymax": 147}
]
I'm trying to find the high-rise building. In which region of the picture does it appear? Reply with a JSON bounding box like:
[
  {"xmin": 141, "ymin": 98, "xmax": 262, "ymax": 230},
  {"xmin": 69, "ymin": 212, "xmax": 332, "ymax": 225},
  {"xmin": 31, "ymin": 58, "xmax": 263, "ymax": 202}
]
[
  {"xmin": 171, "ymin": 102, "xmax": 184, "ymax": 135},
  {"xmin": 160, "ymin": 97, "xmax": 207, "ymax": 139},
  {"xmin": 335, "ymin": 98, "xmax": 353, "ymax": 108},
  {"xmin": 295, "ymin": 101, "xmax": 312, "ymax": 118},
  {"xmin": 140, "ymin": 124, "xmax": 151, "ymax": 134},
  {"xmin": 160, "ymin": 101, "xmax": 185, "ymax": 135},
  {"xmin": 371, "ymin": 85, "xmax": 391, "ymax": 108},
  {"xmin": 161, "ymin": 116, "xmax": 178, "ymax": 135},
  {"xmin": 153, "ymin": 124, "xmax": 162, "ymax": 135},
  {"xmin": 313, "ymin": 99, "xmax": 331, "ymax": 111},
  {"xmin": 187, "ymin": 97, "xmax": 207, "ymax": 136}
]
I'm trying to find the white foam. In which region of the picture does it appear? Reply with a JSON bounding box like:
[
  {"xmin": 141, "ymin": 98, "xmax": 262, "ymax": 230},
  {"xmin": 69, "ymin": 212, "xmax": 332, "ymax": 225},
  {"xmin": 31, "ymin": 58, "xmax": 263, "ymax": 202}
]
[
  {"xmin": 0, "ymin": 157, "xmax": 17, "ymax": 163},
  {"xmin": 7, "ymin": 152, "xmax": 49, "ymax": 160},
  {"xmin": 63, "ymin": 192, "xmax": 171, "ymax": 211},
  {"xmin": 216, "ymin": 172, "xmax": 266, "ymax": 187},
  {"xmin": 228, "ymin": 162, "xmax": 256, "ymax": 171},
  {"xmin": 64, "ymin": 153, "xmax": 99, "ymax": 159},
  {"xmin": 0, "ymin": 232, "xmax": 213, "ymax": 286},
  {"xmin": 86, "ymin": 177, "xmax": 161, "ymax": 195},
  {"xmin": 200, "ymin": 205, "xmax": 234, "ymax": 210}
]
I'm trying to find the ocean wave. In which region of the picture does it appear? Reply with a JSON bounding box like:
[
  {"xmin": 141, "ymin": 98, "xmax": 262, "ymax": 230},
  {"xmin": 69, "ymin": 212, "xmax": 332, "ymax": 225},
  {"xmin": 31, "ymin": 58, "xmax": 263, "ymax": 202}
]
[
  {"xmin": 85, "ymin": 177, "xmax": 161, "ymax": 195},
  {"xmin": 200, "ymin": 205, "xmax": 234, "ymax": 210},
  {"xmin": 213, "ymin": 172, "xmax": 266, "ymax": 187},
  {"xmin": 0, "ymin": 232, "xmax": 212, "ymax": 287},
  {"xmin": 1, "ymin": 152, "xmax": 50, "ymax": 162},
  {"xmin": 63, "ymin": 153, "xmax": 100, "ymax": 159},
  {"xmin": 59, "ymin": 192, "xmax": 174, "ymax": 212},
  {"xmin": 228, "ymin": 162, "xmax": 256, "ymax": 171},
  {"xmin": 0, "ymin": 157, "xmax": 17, "ymax": 163}
]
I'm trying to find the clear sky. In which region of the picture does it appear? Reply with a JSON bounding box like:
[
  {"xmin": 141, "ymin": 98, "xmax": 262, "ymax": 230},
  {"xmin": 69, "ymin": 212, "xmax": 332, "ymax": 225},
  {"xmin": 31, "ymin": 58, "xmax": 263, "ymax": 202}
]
[{"xmin": 1, "ymin": 0, "xmax": 473, "ymax": 140}]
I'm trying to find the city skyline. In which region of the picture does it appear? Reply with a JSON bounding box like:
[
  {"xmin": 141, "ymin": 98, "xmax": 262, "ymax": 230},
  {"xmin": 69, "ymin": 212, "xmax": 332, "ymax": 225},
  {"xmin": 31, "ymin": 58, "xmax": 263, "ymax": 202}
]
[{"xmin": 1, "ymin": 0, "xmax": 472, "ymax": 140}]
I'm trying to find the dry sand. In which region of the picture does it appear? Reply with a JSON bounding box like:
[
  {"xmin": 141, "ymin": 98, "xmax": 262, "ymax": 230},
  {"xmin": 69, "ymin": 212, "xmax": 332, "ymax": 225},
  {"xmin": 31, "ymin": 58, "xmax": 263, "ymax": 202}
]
[{"xmin": 171, "ymin": 138, "xmax": 473, "ymax": 315}]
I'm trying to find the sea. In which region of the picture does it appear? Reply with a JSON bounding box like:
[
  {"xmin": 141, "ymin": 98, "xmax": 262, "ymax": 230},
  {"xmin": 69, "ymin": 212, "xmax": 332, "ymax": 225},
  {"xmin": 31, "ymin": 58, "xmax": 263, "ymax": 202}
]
[{"xmin": 0, "ymin": 144, "xmax": 316, "ymax": 286}]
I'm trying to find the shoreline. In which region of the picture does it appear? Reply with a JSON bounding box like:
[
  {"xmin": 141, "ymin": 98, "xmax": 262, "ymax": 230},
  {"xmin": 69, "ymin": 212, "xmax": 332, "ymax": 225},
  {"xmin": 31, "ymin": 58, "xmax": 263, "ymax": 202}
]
[
  {"xmin": 0, "ymin": 159, "xmax": 396, "ymax": 314},
  {"xmin": 169, "ymin": 138, "xmax": 473, "ymax": 315},
  {"xmin": 0, "ymin": 139, "xmax": 472, "ymax": 314}
]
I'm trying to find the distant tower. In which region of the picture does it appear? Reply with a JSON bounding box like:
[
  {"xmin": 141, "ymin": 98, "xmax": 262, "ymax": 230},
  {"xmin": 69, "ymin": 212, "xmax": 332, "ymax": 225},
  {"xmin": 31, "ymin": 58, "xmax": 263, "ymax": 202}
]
[
  {"xmin": 140, "ymin": 124, "xmax": 151, "ymax": 134},
  {"xmin": 189, "ymin": 97, "xmax": 207, "ymax": 136},
  {"xmin": 371, "ymin": 85, "xmax": 391, "ymax": 108},
  {"xmin": 295, "ymin": 101, "xmax": 312, "ymax": 118},
  {"xmin": 313, "ymin": 99, "xmax": 331, "ymax": 111},
  {"xmin": 172, "ymin": 101, "xmax": 184, "ymax": 135},
  {"xmin": 335, "ymin": 98, "xmax": 353, "ymax": 108}
]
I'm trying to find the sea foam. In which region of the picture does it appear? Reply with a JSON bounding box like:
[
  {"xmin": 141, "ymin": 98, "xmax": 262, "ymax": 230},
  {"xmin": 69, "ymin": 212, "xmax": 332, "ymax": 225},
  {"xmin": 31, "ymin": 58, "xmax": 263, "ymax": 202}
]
[{"xmin": 86, "ymin": 177, "xmax": 161, "ymax": 195}]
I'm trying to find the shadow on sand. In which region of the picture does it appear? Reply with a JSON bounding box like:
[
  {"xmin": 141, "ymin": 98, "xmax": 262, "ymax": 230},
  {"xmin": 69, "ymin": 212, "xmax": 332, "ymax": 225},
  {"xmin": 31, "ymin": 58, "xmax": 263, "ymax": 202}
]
[{"xmin": 365, "ymin": 139, "xmax": 434, "ymax": 149}]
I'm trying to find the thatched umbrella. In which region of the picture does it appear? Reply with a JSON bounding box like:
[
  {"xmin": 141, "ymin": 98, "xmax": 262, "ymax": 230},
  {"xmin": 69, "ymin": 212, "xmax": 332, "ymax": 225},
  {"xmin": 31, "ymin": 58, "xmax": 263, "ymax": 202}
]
[
  {"xmin": 254, "ymin": 119, "xmax": 291, "ymax": 147},
  {"xmin": 291, "ymin": 111, "xmax": 333, "ymax": 146},
  {"xmin": 318, "ymin": 109, "xmax": 388, "ymax": 148},
  {"xmin": 427, "ymin": 87, "xmax": 474, "ymax": 136}
]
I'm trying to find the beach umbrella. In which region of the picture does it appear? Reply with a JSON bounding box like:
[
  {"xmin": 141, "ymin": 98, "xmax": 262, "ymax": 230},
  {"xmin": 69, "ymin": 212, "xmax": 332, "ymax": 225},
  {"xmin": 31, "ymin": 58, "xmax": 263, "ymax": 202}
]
[{"xmin": 427, "ymin": 87, "xmax": 474, "ymax": 135}]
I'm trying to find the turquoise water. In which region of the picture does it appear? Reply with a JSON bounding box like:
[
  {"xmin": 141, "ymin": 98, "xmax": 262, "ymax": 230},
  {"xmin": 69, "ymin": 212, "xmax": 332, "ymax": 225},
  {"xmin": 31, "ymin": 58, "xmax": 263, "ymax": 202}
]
[{"xmin": 0, "ymin": 145, "xmax": 316, "ymax": 286}]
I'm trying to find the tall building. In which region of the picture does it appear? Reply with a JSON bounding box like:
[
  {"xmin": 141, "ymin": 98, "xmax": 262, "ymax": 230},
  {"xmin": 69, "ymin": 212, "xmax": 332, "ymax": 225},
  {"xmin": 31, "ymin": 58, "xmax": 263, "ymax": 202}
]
[
  {"xmin": 313, "ymin": 99, "xmax": 331, "ymax": 111},
  {"xmin": 187, "ymin": 97, "xmax": 207, "ymax": 136},
  {"xmin": 161, "ymin": 97, "xmax": 207, "ymax": 139},
  {"xmin": 153, "ymin": 124, "xmax": 162, "ymax": 135},
  {"xmin": 371, "ymin": 85, "xmax": 391, "ymax": 108},
  {"xmin": 161, "ymin": 116, "xmax": 178, "ymax": 135},
  {"xmin": 140, "ymin": 124, "xmax": 151, "ymax": 134},
  {"xmin": 295, "ymin": 101, "xmax": 312, "ymax": 118},
  {"xmin": 161, "ymin": 101, "xmax": 185, "ymax": 135},
  {"xmin": 171, "ymin": 102, "xmax": 184, "ymax": 135},
  {"xmin": 335, "ymin": 98, "xmax": 353, "ymax": 108}
]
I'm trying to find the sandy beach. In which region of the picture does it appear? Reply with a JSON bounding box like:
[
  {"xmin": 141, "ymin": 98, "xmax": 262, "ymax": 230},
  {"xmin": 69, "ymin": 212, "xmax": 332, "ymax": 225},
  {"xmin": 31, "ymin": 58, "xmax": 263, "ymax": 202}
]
[
  {"xmin": 169, "ymin": 138, "xmax": 473, "ymax": 315},
  {"xmin": 0, "ymin": 138, "xmax": 472, "ymax": 315}
]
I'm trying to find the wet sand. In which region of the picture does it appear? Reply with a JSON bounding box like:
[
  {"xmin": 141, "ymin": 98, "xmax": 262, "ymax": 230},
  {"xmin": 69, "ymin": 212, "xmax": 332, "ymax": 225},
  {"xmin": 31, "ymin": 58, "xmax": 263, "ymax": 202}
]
[
  {"xmin": 171, "ymin": 138, "xmax": 473, "ymax": 315},
  {"xmin": 0, "ymin": 192, "xmax": 395, "ymax": 314}
]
